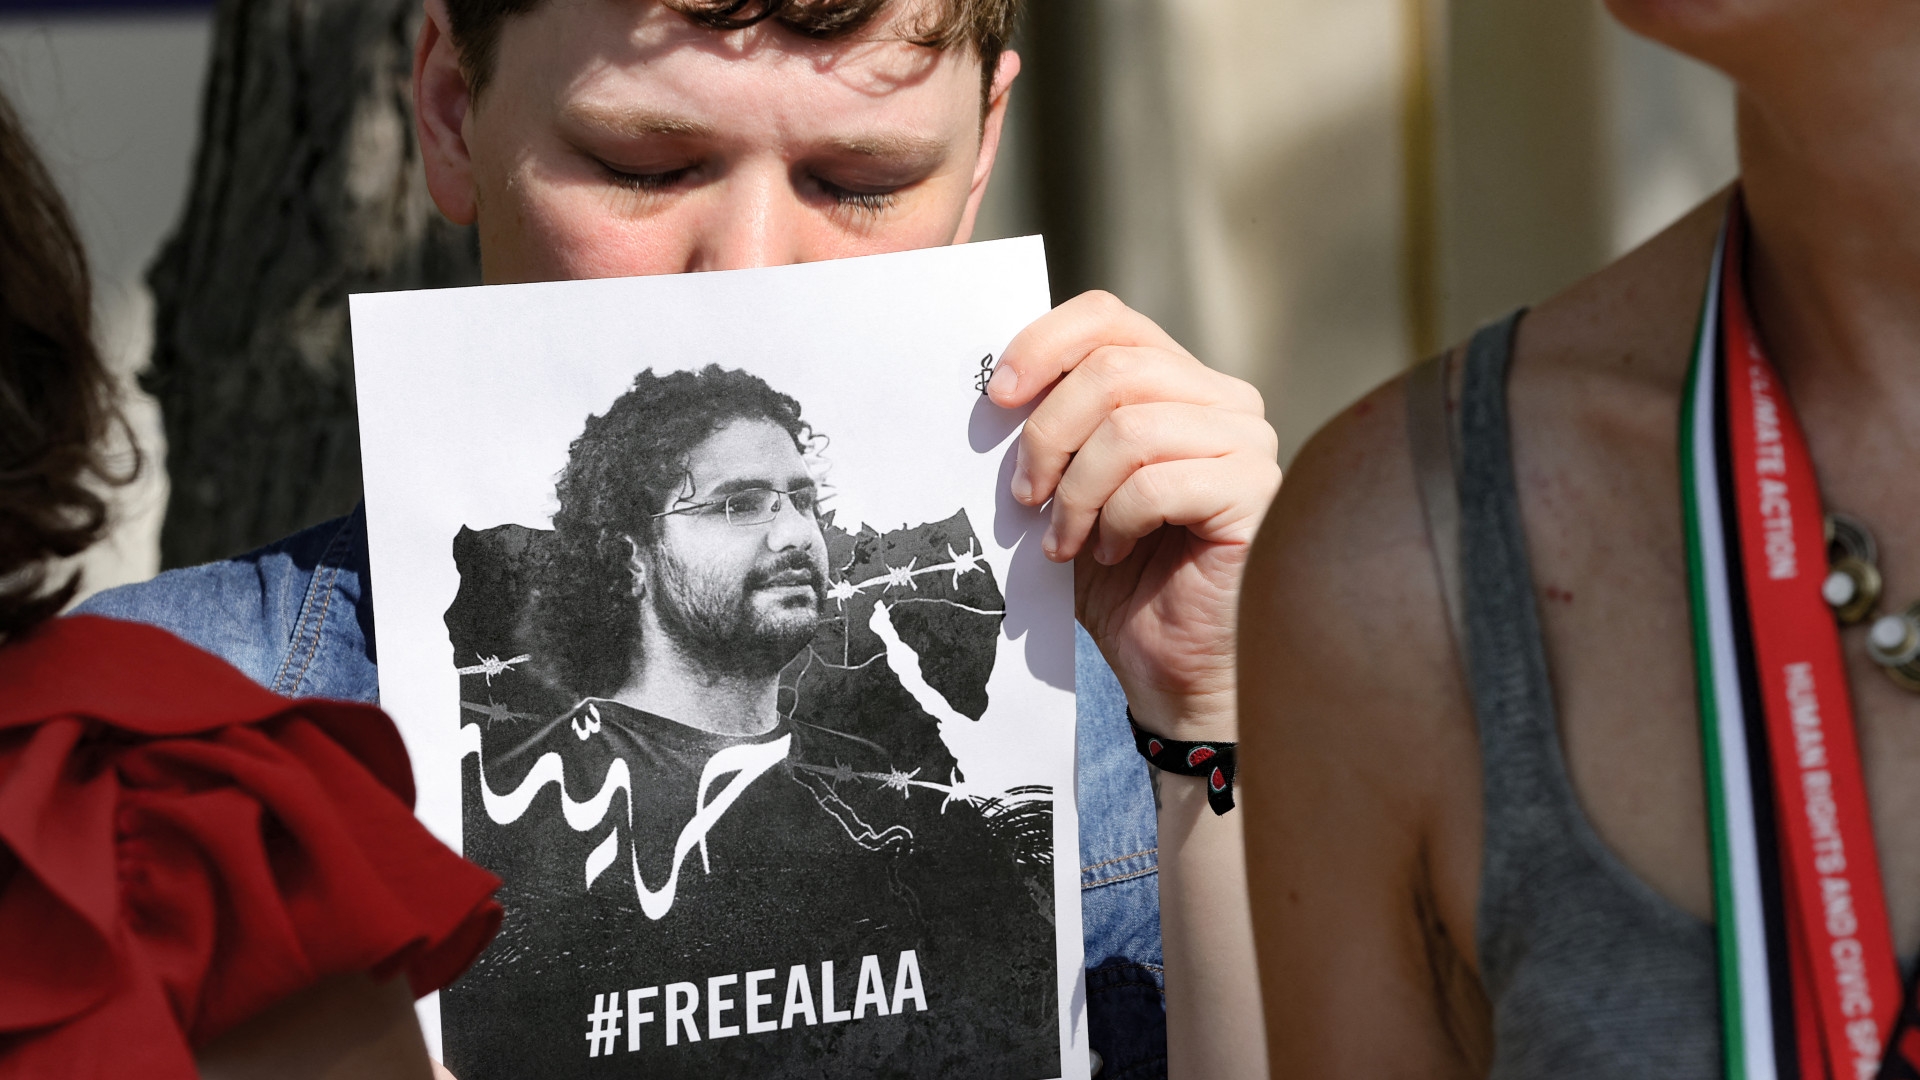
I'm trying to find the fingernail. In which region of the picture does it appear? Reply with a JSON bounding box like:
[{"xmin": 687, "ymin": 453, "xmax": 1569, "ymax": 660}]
[
  {"xmin": 1041, "ymin": 524, "xmax": 1058, "ymax": 557},
  {"xmin": 1012, "ymin": 472, "xmax": 1032, "ymax": 503},
  {"xmin": 987, "ymin": 363, "xmax": 1017, "ymax": 399}
]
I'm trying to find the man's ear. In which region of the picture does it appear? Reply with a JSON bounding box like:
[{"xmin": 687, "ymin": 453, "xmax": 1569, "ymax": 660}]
[
  {"xmin": 952, "ymin": 49, "xmax": 1021, "ymax": 245},
  {"xmin": 415, "ymin": 0, "xmax": 479, "ymax": 225},
  {"xmin": 624, "ymin": 534, "xmax": 647, "ymax": 597}
]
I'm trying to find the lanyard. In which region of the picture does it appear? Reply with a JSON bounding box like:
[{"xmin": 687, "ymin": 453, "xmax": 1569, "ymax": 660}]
[{"xmin": 1684, "ymin": 193, "xmax": 1904, "ymax": 1080}]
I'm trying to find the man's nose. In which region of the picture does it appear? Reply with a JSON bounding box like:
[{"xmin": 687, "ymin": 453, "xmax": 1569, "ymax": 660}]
[
  {"xmin": 763, "ymin": 498, "xmax": 821, "ymax": 551},
  {"xmin": 686, "ymin": 165, "xmax": 803, "ymax": 272}
]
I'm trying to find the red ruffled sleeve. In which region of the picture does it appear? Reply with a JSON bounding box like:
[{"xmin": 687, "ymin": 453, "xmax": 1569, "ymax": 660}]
[{"xmin": 0, "ymin": 615, "xmax": 501, "ymax": 1079}]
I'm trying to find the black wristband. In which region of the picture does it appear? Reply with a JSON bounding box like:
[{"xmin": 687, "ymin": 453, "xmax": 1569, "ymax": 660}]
[{"xmin": 1128, "ymin": 709, "xmax": 1236, "ymax": 815}]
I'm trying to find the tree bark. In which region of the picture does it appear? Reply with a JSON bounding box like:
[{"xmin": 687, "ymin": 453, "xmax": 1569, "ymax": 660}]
[{"xmin": 145, "ymin": 0, "xmax": 480, "ymax": 568}]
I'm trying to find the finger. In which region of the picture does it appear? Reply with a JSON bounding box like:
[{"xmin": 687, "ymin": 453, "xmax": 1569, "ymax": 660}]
[
  {"xmin": 1043, "ymin": 404, "xmax": 1278, "ymax": 561},
  {"xmin": 1090, "ymin": 455, "xmax": 1283, "ymax": 565},
  {"xmin": 1013, "ymin": 345, "xmax": 1265, "ymax": 504},
  {"xmin": 988, "ymin": 290, "xmax": 1193, "ymax": 407}
]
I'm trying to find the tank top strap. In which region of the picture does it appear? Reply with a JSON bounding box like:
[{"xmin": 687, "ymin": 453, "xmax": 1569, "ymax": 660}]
[
  {"xmin": 1453, "ymin": 310, "xmax": 1588, "ymax": 988},
  {"xmin": 1410, "ymin": 310, "xmax": 1722, "ymax": 1077},
  {"xmin": 1456, "ymin": 310, "xmax": 1558, "ymax": 782}
]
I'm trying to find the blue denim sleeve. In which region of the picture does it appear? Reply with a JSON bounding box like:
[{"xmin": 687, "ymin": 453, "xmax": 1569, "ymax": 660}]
[
  {"xmin": 1076, "ymin": 624, "xmax": 1168, "ymax": 1079},
  {"xmin": 71, "ymin": 504, "xmax": 379, "ymax": 703}
]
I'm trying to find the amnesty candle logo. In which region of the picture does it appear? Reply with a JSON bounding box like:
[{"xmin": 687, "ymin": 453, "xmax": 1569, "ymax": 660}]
[{"xmin": 974, "ymin": 353, "xmax": 996, "ymax": 394}]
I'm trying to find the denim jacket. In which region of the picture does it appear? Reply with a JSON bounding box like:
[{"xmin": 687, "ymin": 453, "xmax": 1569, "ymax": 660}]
[{"xmin": 75, "ymin": 504, "xmax": 1168, "ymax": 1078}]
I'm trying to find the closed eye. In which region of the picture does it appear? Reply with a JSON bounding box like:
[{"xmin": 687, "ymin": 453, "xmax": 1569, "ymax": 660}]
[
  {"xmin": 603, "ymin": 161, "xmax": 698, "ymax": 193},
  {"xmin": 813, "ymin": 175, "xmax": 900, "ymax": 214}
]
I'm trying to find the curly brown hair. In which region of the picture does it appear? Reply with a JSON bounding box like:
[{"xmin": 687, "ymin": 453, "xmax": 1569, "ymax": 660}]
[
  {"xmin": 526, "ymin": 364, "xmax": 814, "ymax": 697},
  {"xmin": 0, "ymin": 91, "xmax": 135, "ymax": 640},
  {"xmin": 447, "ymin": 0, "xmax": 1020, "ymax": 106}
]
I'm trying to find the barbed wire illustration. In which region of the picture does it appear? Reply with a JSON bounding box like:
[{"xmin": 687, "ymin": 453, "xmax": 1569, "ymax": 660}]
[
  {"xmin": 456, "ymin": 652, "xmax": 532, "ymax": 684},
  {"xmin": 460, "ymin": 698, "xmax": 544, "ymax": 726},
  {"xmin": 824, "ymin": 538, "xmax": 989, "ymax": 604}
]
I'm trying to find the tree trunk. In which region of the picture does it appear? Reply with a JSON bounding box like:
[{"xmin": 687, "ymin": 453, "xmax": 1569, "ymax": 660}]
[{"xmin": 145, "ymin": 0, "xmax": 480, "ymax": 568}]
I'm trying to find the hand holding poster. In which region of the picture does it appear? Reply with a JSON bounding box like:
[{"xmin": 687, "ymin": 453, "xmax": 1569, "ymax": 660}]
[{"xmin": 349, "ymin": 237, "xmax": 1084, "ymax": 1079}]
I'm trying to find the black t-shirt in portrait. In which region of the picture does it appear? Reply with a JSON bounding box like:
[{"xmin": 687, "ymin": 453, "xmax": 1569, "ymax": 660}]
[{"xmin": 445, "ymin": 697, "xmax": 1058, "ymax": 1079}]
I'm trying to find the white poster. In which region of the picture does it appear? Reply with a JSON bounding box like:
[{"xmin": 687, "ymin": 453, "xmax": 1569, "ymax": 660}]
[{"xmin": 350, "ymin": 237, "xmax": 1083, "ymax": 1080}]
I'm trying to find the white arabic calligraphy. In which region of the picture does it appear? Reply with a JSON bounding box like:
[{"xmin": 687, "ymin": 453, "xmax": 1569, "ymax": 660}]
[{"xmin": 456, "ymin": 723, "xmax": 791, "ymax": 919}]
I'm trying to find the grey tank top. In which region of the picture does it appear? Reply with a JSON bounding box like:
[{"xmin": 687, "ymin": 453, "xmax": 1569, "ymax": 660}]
[{"xmin": 1412, "ymin": 311, "xmax": 1721, "ymax": 1078}]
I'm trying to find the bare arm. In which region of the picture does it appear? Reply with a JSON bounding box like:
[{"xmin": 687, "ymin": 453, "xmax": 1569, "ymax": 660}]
[
  {"xmin": 196, "ymin": 974, "xmax": 433, "ymax": 1080},
  {"xmin": 1155, "ymin": 769, "xmax": 1266, "ymax": 1077},
  {"xmin": 994, "ymin": 291, "xmax": 1280, "ymax": 1078},
  {"xmin": 1239, "ymin": 379, "xmax": 1492, "ymax": 1078}
]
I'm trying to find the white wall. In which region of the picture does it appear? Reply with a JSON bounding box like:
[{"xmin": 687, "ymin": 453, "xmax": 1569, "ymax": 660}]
[
  {"xmin": 1604, "ymin": 19, "xmax": 1738, "ymax": 258},
  {"xmin": 0, "ymin": 11, "xmax": 212, "ymax": 599}
]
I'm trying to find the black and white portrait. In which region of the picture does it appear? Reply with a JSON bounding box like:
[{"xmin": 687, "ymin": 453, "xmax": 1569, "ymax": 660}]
[
  {"xmin": 349, "ymin": 239, "xmax": 1078, "ymax": 1077},
  {"xmin": 439, "ymin": 366, "xmax": 1058, "ymax": 1077}
]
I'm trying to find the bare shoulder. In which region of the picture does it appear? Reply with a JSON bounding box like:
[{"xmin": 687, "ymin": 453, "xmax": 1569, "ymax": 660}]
[
  {"xmin": 1242, "ymin": 370, "xmax": 1448, "ymax": 706},
  {"xmin": 1515, "ymin": 191, "xmax": 1725, "ymax": 395},
  {"xmin": 1240, "ymin": 363, "xmax": 1478, "ymax": 899},
  {"xmin": 1238, "ymin": 194, "xmax": 1731, "ymax": 767},
  {"xmin": 1240, "ymin": 367, "xmax": 1492, "ymax": 1073},
  {"xmin": 1242, "ymin": 193, "xmax": 1727, "ymax": 907},
  {"xmin": 1238, "ymin": 193, "xmax": 1729, "ymax": 1073}
]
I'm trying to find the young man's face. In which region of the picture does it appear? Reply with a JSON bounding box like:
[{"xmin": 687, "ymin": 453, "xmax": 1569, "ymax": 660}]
[
  {"xmin": 640, "ymin": 417, "xmax": 830, "ymax": 676},
  {"xmin": 419, "ymin": 0, "xmax": 1016, "ymax": 283}
]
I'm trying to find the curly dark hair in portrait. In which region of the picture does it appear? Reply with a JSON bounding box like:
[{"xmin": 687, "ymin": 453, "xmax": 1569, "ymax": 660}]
[
  {"xmin": 0, "ymin": 92, "xmax": 135, "ymax": 641},
  {"xmin": 526, "ymin": 365, "xmax": 813, "ymax": 697},
  {"xmin": 445, "ymin": 0, "xmax": 1021, "ymax": 106}
]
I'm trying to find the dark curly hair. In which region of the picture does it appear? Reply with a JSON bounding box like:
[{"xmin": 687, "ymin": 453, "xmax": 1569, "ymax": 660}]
[
  {"xmin": 0, "ymin": 91, "xmax": 135, "ymax": 641},
  {"xmin": 526, "ymin": 365, "xmax": 813, "ymax": 697},
  {"xmin": 446, "ymin": 0, "xmax": 1020, "ymax": 107}
]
